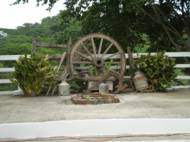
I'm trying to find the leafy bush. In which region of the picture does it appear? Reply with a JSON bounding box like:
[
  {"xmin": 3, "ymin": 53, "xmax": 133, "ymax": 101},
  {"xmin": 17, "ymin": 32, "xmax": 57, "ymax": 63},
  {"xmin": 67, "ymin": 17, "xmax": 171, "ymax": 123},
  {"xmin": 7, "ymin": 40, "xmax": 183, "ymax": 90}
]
[
  {"xmin": 136, "ymin": 52, "xmax": 177, "ymax": 91},
  {"xmin": 13, "ymin": 54, "xmax": 57, "ymax": 96},
  {"xmin": 68, "ymin": 80, "xmax": 86, "ymax": 93},
  {"xmin": 89, "ymin": 60, "xmax": 113, "ymax": 76}
]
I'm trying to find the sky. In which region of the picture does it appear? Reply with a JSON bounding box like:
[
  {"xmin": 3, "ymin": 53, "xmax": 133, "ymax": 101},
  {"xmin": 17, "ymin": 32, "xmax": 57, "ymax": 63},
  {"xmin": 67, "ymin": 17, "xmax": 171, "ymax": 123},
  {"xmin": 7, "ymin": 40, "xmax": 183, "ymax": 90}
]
[{"xmin": 0, "ymin": 0, "xmax": 65, "ymax": 29}]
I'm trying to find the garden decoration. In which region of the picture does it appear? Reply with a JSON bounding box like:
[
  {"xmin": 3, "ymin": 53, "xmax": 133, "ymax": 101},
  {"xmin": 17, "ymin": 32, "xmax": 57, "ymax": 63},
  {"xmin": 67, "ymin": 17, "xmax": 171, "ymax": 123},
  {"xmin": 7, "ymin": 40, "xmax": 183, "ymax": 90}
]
[
  {"xmin": 133, "ymin": 71, "xmax": 148, "ymax": 91},
  {"xmin": 71, "ymin": 92, "xmax": 120, "ymax": 104},
  {"xmin": 99, "ymin": 82, "xmax": 109, "ymax": 94},
  {"xmin": 127, "ymin": 47, "xmax": 148, "ymax": 91},
  {"xmin": 58, "ymin": 81, "xmax": 70, "ymax": 96},
  {"xmin": 32, "ymin": 33, "xmax": 127, "ymax": 93}
]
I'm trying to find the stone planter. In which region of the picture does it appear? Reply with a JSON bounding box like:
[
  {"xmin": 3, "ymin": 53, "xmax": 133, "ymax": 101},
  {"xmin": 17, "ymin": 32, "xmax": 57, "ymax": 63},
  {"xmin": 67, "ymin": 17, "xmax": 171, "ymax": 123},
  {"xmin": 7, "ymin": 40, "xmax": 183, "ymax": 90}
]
[{"xmin": 71, "ymin": 93, "xmax": 120, "ymax": 105}]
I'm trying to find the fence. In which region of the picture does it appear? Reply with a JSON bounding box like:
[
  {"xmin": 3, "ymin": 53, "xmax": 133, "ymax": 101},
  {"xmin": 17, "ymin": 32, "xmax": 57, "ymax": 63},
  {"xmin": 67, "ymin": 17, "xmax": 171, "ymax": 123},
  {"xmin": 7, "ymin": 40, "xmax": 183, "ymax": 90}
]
[{"xmin": 0, "ymin": 52, "xmax": 190, "ymax": 95}]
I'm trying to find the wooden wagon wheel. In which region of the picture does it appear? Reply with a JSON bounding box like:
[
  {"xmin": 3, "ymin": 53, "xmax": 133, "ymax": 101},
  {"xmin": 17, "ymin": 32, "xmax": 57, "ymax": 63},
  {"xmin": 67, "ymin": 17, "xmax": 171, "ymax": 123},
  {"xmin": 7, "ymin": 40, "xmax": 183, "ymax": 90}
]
[{"xmin": 70, "ymin": 33, "xmax": 126, "ymax": 91}]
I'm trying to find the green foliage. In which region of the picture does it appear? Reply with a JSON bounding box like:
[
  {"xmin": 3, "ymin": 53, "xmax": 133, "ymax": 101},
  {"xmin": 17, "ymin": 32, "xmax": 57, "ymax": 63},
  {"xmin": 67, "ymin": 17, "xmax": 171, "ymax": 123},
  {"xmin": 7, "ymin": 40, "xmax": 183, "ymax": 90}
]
[
  {"xmin": 79, "ymin": 0, "xmax": 146, "ymax": 50},
  {"xmin": 136, "ymin": 52, "xmax": 177, "ymax": 91},
  {"xmin": 133, "ymin": 33, "xmax": 151, "ymax": 53},
  {"xmin": 89, "ymin": 60, "xmax": 113, "ymax": 76},
  {"xmin": 66, "ymin": 0, "xmax": 190, "ymax": 51},
  {"xmin": 174, "ymin": 69, "xmax": 189, "ymax": 85},
  {"xmin": 68, "ymin": 80, "xmax": 86, "ymax": 93},
  {"xmin": 104, "ymin": 60, "xmax": 113, "ymax": 71},
  {"xmin": 0, "ymin": 84, "xmax": 17, "ymax": 91},
  {"xmin": 0, "ymin": 35, "xmax": 32, "ymax": 55},
  {"xmin": 0, "ymin": 10, "xmax": 82, "ymax": 56},
  {"xmin": 12, "ymin": 0, "xmax": 190, "ymax": 51},
  {"xmin": 89, "ymin": 65, "xmax": 98, "ymax": 76},
  {"xmin": 0, "ymin": 73, "xmax": 12, "ymax": 79},
  {"xmin": 53, "ymin": 11, "xmax": 82, "ymax": 43},
  {"xmin": 12, "ymin": 54, "xmax": 57, "ymax": 96},
  {"xmin": 13, "ymin": 0, "xmax": 57, "ymax": 10}
]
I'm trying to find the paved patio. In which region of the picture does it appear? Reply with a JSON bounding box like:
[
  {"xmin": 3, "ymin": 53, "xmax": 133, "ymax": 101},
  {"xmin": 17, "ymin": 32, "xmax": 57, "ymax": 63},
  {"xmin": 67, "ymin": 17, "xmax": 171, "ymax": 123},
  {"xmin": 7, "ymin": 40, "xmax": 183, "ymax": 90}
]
[
  {"xmin": 11, "ymin": 135, "xmax": 190, "ymax": 142},
  {"xmin": 0, "ymin": 89, "xmax": 190, "ymax": 123},
  {"xmin": 10, "ymin": 135, "xmax": 190, "ymax": 142},
  {"xmin": 3, "ymin": 134, "xmax": 190, "ymax": 142},
  {"xmin": 1, "ymin": 119, "xmax": 190, "ymax": 141}
]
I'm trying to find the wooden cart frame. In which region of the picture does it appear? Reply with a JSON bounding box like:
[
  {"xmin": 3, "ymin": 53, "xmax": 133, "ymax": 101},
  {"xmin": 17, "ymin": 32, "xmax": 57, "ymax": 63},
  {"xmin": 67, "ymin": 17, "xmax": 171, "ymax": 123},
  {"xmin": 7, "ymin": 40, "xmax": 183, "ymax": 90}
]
[{"xmin": 32, "ymin": 33, "xmax": 127, "ymax": 93}]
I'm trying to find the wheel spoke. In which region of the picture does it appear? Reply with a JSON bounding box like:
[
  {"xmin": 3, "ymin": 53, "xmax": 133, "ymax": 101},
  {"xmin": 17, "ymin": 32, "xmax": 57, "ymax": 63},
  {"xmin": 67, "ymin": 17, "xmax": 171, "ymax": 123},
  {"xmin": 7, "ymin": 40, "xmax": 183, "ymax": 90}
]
[
  {"xmin": 70, "ymin": 33, "xmax": 126, "ymax": 88},
  {"xmin": 91, "ymin": 38, "xmax": 97, "ymax": 57},
  {"xmin": 98, "ymin": 38, "xmax": 103, "ymax": 54},
  {"xmin": 111, "ymin": 61, "xmax": 121, "ymax": 65},
  {"xmin": 75, "ymin": 50, "xmax": 92, "ymax": 61},
  {"xmin": 103, "ymin": 43, "xmax": 113, "ymax": 54},
  {"xmin": 102, "ymin": 43, "xmax": 113, "ymax": 58},
  {"xmin": 104, "ymin": 52, "xmax": 120, "ymax": 60},
  {"xmin": 72, "ymin": 61, "xmax": 91, "ymax": 64},
  {"xmin": 104, "ymin": 60, "xmax": 120, "ymax": 72},
  {"xmin": 81, "ymin": 42, "xmax": 94, "ymax": 59},
  {"xmin": 109, "ymin": 69, "xmax": 120, "ymax": 77}
]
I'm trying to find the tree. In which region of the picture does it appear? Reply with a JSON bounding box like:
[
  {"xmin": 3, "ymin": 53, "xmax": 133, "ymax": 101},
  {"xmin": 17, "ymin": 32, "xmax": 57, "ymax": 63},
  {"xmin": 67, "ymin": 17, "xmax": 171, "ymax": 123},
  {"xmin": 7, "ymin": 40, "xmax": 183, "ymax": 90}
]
[
  {"xmin": 79, "ymin": 0, "xmax": 148, "ymax": 51},
  {"xmin": 142, "ymin": 0, "xmax": 190, "ymax": 51},
  {"xmin": 13, "ymin": 0, "xmax": 59, "ymax": 10},
  {"xmin": 52, "ymin": 10, "xmax": 82, "ymax": 43},
  {"xmin": 14, "ymin": 0, "xmax": 190, "ymax": 51}
]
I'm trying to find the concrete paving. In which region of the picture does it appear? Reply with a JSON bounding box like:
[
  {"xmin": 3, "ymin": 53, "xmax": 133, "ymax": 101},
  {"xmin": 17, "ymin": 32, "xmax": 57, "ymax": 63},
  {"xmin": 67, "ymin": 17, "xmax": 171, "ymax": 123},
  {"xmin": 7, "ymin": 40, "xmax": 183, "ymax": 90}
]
[
  {"xmin": 1, "ymin": 89, "xmax": 190, "ymax": 142},
  {"xmin": 3, "ymin": 134, "xmax": 190, "ymax": 142},
  {"xmin": 20, "ymin": 138, "xmax": 190, "ymax": 142},
  {"xmin": 0, "ymin": 89, "xmax": 190, "ymax": 123},
  {"xmin": 1, "ymin": 119, "xmax": 190, "ymax": 141}
]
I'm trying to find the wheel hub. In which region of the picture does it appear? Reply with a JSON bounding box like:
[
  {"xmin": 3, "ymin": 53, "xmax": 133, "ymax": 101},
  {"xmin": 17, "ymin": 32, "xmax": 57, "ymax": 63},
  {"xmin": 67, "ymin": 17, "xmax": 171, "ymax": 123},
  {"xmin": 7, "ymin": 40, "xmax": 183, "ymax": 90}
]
[{"xmin": 94, "ymin": 58, "xmax": 104, "ymax": 68}]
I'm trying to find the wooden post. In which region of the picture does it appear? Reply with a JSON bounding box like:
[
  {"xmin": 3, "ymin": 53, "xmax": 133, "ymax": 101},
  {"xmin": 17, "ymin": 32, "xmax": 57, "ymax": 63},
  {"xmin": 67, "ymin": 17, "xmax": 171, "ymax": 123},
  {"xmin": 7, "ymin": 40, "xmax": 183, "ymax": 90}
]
[
  {"xmin": 59, "ymin": 37, "xmax": 72, "ymax": 81},
  {"xmin": 127, "ymin": 47, "xmax": 135, "ymax": 72},
  {"xmin": 32, "ymin": 38, "xmax": 37, "ymax": 54},
  {"xmin": 127, "ymin": 47, "xmax": 135, "ymax": 89},
  {"xmin": 66, "ymin": 38, "xmax": 72, "ymax": 77}
]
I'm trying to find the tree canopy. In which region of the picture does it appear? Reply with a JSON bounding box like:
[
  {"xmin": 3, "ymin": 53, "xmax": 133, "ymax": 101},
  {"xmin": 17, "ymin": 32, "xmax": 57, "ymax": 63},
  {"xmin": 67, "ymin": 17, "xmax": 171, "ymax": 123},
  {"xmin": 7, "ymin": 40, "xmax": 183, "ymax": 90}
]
[
  {"xmin": 11, "ymin": 0, "xmax": 190, "ymax": 51},
  {"xmin": 0, "ymin": 10, "xmax": 81, "ymax": 54}
]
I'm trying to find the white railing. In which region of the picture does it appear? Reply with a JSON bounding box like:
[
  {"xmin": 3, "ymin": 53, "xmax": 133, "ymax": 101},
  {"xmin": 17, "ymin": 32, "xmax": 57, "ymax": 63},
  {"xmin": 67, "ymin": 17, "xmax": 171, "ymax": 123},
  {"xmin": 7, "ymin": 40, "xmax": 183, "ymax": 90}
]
[
  {"xmin": 0, "ymin": 55, "xmax": 20, "ymax": 95},
  {"xmin": 0, "ymin": 52, "xmax": 190, "ymax": 95}
]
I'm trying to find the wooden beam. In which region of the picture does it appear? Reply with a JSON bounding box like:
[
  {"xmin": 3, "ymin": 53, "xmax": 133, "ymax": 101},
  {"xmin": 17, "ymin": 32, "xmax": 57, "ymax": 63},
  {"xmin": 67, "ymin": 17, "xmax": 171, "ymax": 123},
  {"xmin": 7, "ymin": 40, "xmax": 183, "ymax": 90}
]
[{"xmin": 35, "ymin": 42, "xmax": 67, "ymax": 48}]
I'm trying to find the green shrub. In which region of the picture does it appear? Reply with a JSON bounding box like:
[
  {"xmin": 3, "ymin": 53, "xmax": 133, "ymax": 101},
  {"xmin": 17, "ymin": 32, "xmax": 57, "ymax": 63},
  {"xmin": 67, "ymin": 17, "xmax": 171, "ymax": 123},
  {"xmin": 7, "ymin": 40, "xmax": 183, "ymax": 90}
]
[
  {"xmin": 0, "ymin": 84, "xmax": 17, "ymax": 91},
  {"xmin": 136, "ymin": 52, "xmax": 177, "ymax": 91},
  {"xmin": 68, "ymin": 79, "xmax": 86, "ymax": 93},
  {"xmin": 12, "ymin": 54, "xmax": 57, "ymax": 96},
  {"xmin": 88, "ymin": 60, "xmax": 113, "ymax": 76}
]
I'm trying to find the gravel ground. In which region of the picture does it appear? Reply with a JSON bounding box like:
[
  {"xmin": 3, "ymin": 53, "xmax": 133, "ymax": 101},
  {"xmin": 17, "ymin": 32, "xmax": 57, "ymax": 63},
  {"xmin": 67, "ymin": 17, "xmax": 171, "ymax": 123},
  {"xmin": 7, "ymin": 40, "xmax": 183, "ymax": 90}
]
[{"xmin": 0, "ymin": 89, "xmax": 190, "ymax": 123}]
